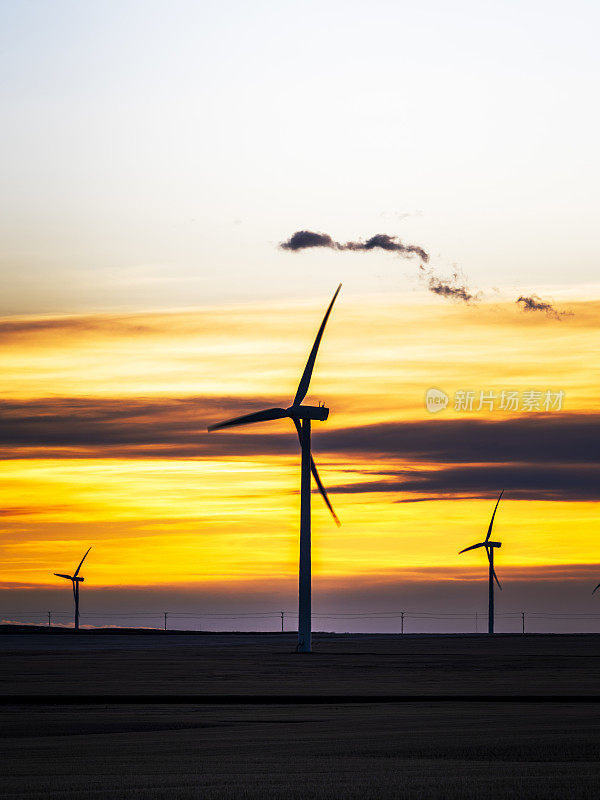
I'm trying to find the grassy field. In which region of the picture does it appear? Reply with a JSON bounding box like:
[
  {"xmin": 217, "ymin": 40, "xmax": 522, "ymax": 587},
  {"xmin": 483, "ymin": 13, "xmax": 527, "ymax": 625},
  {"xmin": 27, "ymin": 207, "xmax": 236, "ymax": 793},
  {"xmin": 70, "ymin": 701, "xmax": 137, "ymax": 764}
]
[{"xmin": 1, "ymin": 633, "xmax": 599, "ymax": 798}]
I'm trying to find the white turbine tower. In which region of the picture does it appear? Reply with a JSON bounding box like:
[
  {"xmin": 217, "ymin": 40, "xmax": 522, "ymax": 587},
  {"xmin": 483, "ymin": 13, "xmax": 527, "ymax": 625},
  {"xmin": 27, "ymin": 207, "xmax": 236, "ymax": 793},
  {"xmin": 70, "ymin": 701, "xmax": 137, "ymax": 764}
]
[
  {"xmin": 458, "ymin": 490, "xmax": 504, "ymax": 634},
  {"xmin": 208, "ymin": 286, "xmax": 342, "ymax": 653},
  {"xmin": 54, "ymin": 547, "xmax": 92, "ymax": 631}
]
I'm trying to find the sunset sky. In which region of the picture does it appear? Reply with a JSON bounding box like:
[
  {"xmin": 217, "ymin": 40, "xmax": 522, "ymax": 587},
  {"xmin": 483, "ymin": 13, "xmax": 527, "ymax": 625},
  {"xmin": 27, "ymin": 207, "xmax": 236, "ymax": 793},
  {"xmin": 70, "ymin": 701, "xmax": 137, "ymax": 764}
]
[{"xmin": 1, "ymin": 1, "xmax": 599, "ymax": 630}]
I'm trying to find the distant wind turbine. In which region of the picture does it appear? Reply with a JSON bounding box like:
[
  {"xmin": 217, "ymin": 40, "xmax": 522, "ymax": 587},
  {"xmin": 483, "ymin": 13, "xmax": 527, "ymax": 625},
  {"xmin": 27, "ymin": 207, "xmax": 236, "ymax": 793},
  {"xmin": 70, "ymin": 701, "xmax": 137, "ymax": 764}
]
[
  {"xmin": 458, "ymin": 490, "xmax": 504, "ymax": 635},
  {"xmin": 208, "ymin": 286, "xmax": 342, "ymax": 653},
  {"xmin": 593, "ymin": 582, "xmax": 600, "ymax": 595},
  {"xmin": 54, "ymin": 547, "xmax": 92, "ymax": 631}
]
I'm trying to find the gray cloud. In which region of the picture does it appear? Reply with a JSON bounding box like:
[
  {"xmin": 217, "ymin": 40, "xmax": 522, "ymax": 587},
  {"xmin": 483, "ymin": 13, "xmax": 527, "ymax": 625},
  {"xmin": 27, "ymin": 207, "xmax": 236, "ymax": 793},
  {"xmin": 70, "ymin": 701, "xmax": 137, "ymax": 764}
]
[
  {"xmin": 280, "ymin": 230, "xmax": 429, "ymax": 262},
  {"xmin": 342, "ymin": 233, "xmax": 429, "ymax": 262},
  {"xmin": 279, "ymin": 230, "xmax": 489, "ymax": 304},
  {"xmin": 516, "ymin": 295, "xmax": 571, "ymax": 320},
  {"xmin": 426, "ymin": 274, "xmax": 480, "ymax": 304},
  {"xmin": 329, "ymin": 463, "xmax": 600, "ymax": 503},
  {"xmin": 279, "ymin": 230, "xmax": 338, "ymax": 251},
  {"xmin": 1, "ymin": 400, "xmax": 598, "ymax": 503},
  {"xmin": 2, "ymin": 400, "xmax": 597, "ymax": 463}
]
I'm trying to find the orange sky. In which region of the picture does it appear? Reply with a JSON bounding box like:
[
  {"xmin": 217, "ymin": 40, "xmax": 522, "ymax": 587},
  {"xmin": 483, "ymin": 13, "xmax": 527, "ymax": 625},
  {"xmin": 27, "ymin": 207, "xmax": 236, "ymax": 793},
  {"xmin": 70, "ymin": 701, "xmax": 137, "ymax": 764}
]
[{"xmin": 1, "ymin": 292, "xmax": 599, "ymax": 595}]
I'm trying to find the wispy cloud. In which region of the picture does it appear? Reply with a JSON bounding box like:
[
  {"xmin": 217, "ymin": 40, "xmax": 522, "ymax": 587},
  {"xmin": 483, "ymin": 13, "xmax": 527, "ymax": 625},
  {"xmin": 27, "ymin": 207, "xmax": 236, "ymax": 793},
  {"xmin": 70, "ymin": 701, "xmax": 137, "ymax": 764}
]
[
  {"xmin": 330, "ymin": 463, "xmax": 600, "ymax": 503},
  {"xmin": 279, "ymin": 229, "xmax": 489, "ymax": 303},
  {"xmin": 342, "ymin": 234, "xmax": 429, "ymax": 262},
  {"xmin": 516, "ymin": 295, "xmax": 571, "ymax": 320},
  {"xmin": 424, "ymin": 271, "xmax": 480, "ymax": 304},
  {"xmin": 280, "ymin": 230, "xmax": 429, "ymax": 262}
]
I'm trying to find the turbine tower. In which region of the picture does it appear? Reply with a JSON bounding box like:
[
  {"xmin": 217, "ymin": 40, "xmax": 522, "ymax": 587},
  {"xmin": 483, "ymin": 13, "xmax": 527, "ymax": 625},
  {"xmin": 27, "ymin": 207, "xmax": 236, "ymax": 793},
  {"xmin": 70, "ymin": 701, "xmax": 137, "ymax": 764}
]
[
  {"xmin": 458, "ymin": 490, "xmax": 504, "ymax": 634},
  {"xmin": 54, "ymin": 547, "xmax": 92, "ymax": 630},
  {"xmin": 208, "ymin": 286, "xmax": 342, "ymax": 653}
]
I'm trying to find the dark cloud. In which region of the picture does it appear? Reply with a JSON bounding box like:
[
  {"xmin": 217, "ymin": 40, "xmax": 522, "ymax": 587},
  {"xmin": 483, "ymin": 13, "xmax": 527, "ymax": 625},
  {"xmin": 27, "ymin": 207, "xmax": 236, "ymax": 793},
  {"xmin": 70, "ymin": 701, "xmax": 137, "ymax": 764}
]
[
  {"xmin": 427, "ymin": 274, "xmax": 479, "ymax": 304},
  {"xmin": 329, "ymin": 463, "xmax": 600, "ymax": 503},
  {"xmin": 281, "ymin": 231, "xmax": 577, "ymax": 316},
  {"xmin": 280, "ymin": 230, "xmax": 491, "ymax": 305},
  {"xmin": 516, "ymin": 295, "xmax": 571, "ymax": 320},
  {"xmin": 1, "ymin": 400, "xmax": 598, "ymax": 503},
  {"xmin": 320, "ymin": 415, "xmax": 599, "ymax": 465},
  {"xmin": 279, "ymin": 230, "xmax": 338, "ymax": 251},
  {"xmin": 280, "ymin": 230, "xmax": 429, "ymax": 262},
  {"xmin": 342, "ymin": 234, "xmax": 429, "ymax": 262},
  {"xmin": 1, "ymin": 401, "xmax": 598, "ymax": 464},
  {"xmin": 0, "ymin": 397, "xmax": 289, "ymax": 455}
]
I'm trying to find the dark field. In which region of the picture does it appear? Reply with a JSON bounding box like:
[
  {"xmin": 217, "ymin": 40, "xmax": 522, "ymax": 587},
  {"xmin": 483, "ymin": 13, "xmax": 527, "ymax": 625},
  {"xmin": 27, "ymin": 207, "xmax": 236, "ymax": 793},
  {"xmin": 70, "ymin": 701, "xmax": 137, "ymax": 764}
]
[{"xmin": 1, "ymin": 632, "xmax": 599, "ymax": 798}]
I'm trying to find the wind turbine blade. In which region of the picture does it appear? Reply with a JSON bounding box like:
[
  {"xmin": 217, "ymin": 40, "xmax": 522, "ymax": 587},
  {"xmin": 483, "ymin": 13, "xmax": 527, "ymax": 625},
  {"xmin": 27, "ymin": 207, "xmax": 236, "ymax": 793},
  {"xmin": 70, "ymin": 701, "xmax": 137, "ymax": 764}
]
[
  {"xmin": 208, "ymin": 407, "xmax": 288, "ymax": 432},
  {"xmin": 310, "ymin": 456, "xmax": 341, "ymax": 527},
  {"xmin": 293, "ymin": 284, "xmax": 342, "ymax": 406},
  {"xmin": 593, "ymin": 583, "xmax": 600, "ymax": 595},
  {"xmin": 73, "ymin": 547, "xmax": 92, "ymax": 578},
  {"xmin": 484, "ymin": 546, "xmax": 502, "ymax": 590},
  {"xmin": 292, "ymin": 418, "xmax": 340, "ymax": 526},
  {"xmin": 54, "ymin": 573, "xmax": 73, "ymax": 580},
  {"xmin": 484, "ymin": 489, "xmax": 504, "ymax": 542},
  {"xmin": 458, "ymin": 542, "xmax": 485, "ymax": 554},
  {"xmin": 492, "ymin": 567, "xmax": 502, "ymax": 590}
]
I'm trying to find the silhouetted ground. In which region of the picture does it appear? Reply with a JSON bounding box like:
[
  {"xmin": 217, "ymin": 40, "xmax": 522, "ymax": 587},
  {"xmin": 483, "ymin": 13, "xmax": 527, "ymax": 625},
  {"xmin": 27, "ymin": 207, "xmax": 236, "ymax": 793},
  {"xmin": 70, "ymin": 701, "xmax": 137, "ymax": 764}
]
[{"xmin": 1, "ymin": 633, "xmax": 599, "ymax": 797}]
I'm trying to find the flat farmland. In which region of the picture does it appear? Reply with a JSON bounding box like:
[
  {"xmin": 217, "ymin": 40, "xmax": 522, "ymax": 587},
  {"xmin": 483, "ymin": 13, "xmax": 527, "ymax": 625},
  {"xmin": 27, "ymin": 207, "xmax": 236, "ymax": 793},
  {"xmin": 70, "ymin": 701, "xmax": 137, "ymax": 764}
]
[{"xmin": 1, "ymin": 633, "xmax": 599, "ymax": 798}]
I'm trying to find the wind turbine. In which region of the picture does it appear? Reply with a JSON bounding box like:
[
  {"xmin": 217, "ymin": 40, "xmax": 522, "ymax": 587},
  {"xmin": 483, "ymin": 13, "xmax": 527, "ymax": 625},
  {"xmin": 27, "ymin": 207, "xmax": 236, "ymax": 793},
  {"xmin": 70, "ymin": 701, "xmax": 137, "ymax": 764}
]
[
  {"xmin": 54, "ymin": 547, "xmax": 92, "ymax": 631},
  {"xmin": 458, "ymin": 490, "xmax": 504, "ymax": 635},
  {"xmin": 593, "ymin": 583, "xmax": 600, "ymax": 595},
  {"xmin": 208, "ymin": 285, "xmax": 342, "ymax": 653}
]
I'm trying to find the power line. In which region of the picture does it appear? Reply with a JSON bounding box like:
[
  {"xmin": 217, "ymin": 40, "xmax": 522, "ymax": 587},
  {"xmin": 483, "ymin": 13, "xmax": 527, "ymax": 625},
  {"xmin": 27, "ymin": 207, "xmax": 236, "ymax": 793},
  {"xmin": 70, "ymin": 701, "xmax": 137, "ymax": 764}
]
[{"xmin": 4, "ymin": 609, "xmax": 600, "ymax": 630}]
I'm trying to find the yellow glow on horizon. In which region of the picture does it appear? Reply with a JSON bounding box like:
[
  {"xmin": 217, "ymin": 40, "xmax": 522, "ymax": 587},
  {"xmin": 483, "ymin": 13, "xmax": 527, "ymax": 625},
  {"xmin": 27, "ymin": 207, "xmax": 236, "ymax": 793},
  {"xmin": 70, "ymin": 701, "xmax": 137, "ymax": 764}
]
[
  {"xmin": 1, "ymin": 456, "xmax": 599, "ymax": 587},
  {"xmin": 1, "ymin": 293, "xmax": 598, "ymax": 589}
]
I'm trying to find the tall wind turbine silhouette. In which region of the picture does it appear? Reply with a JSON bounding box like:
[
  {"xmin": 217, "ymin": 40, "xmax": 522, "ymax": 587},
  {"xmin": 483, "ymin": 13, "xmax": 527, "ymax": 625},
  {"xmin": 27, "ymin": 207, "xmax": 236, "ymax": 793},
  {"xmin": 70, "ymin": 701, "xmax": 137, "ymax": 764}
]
[
  {"xmin": 593, "ymin": 582, "xmax": 600, "ymax": 595},
  {"xmin": 459, "ymin": 490, "xmax": 504, "ymax": 634},
  {"xmin": 54, "ymin": 547, "xmax": 91, "ymax": 631},
  {"xmin": 208, "ymin": 286, "xmax": 342, "ymax": 653}
]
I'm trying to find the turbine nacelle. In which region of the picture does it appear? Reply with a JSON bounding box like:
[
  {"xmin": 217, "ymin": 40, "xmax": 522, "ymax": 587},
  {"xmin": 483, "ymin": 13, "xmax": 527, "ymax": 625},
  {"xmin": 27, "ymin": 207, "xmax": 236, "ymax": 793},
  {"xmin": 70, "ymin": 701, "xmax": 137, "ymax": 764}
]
[
  {"xmin": 287, "ymin": 404, "xmax": 329, "ymax": 422},
  {"xmin": 458, "ymin": 540, "xmax": 501, "ymax": 554}
]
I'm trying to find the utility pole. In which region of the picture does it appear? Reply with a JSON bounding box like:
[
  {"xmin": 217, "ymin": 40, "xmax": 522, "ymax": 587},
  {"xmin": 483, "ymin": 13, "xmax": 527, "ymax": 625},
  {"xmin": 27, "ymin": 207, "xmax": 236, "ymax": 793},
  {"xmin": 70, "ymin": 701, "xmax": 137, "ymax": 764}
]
[
  {"xmin": 280, "ymin": 611, "xmax": 285, "ymax": 633},
  {"xmin": 47, "ymin": 611, "xmax": 51, "ymax": 631},
  {"xmin": 164, "ymin": 612, "xmax": 168, "ymax": 631},
  {"xmin": 401, "ymin": 611, "xmax": 405, "ymax": 635},
  {"xmin": 521, "ymin": 611, "xmax": 525, "ymax": 635}
]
